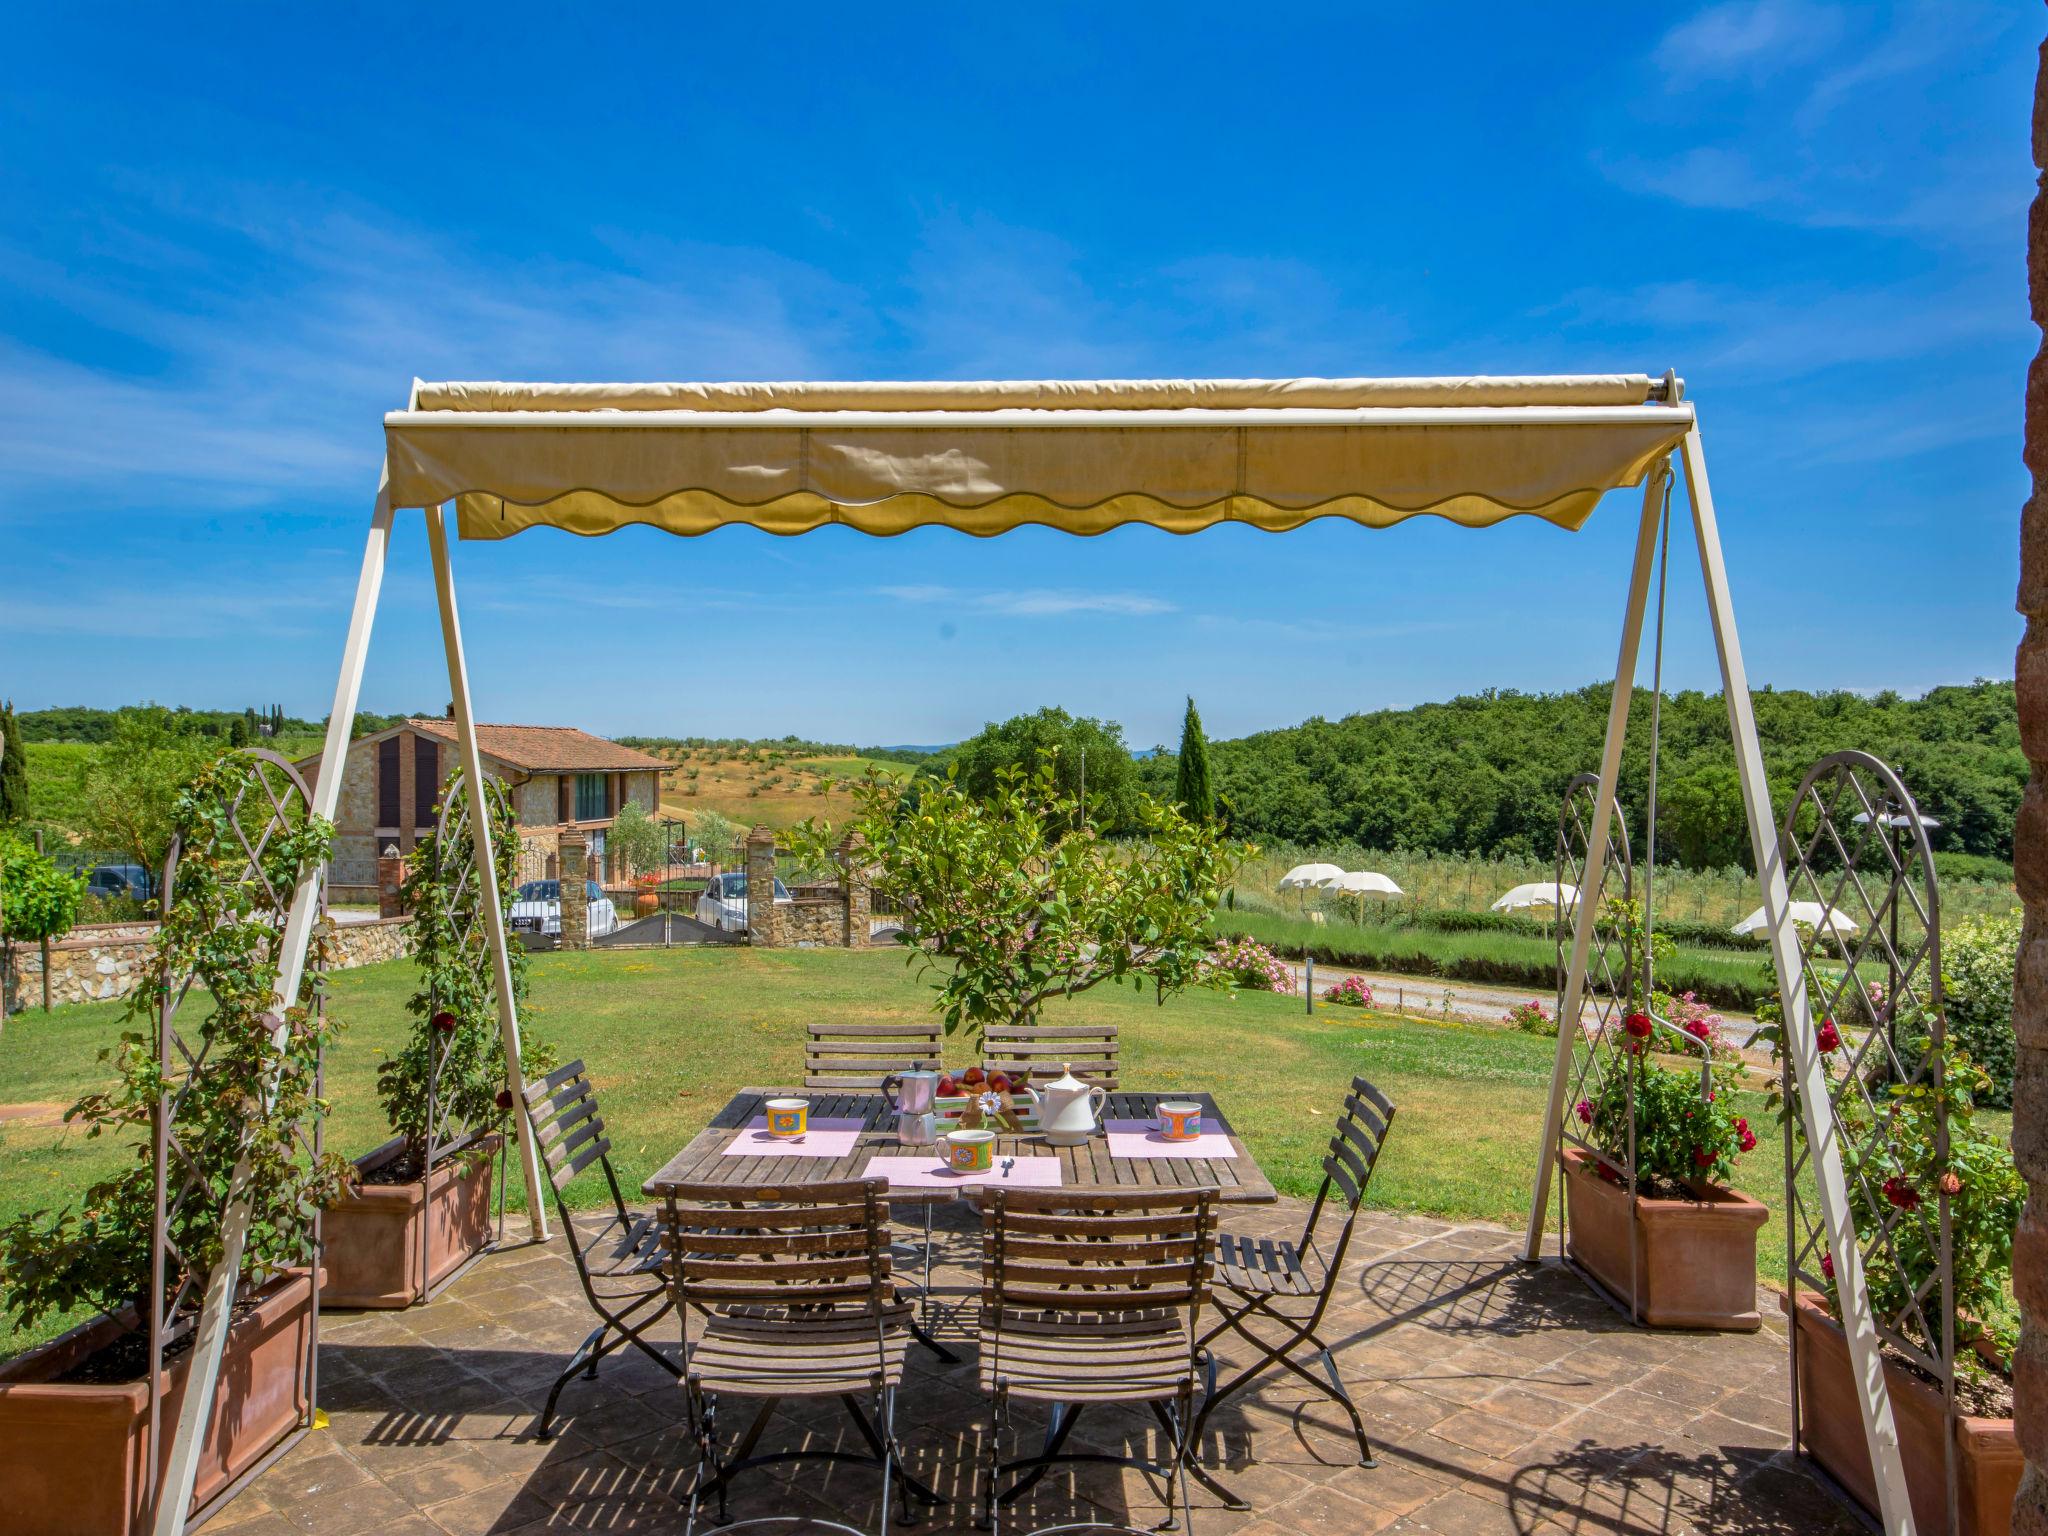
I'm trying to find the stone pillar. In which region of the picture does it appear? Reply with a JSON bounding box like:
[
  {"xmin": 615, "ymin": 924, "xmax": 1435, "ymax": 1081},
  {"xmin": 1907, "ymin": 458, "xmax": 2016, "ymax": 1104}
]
[
  {"xmin": 2014, "ymin": 38, "xmax": 2048, "ymax": 1536},
  {"xmin": 376, "ymin": 844, "xmax": 406, "ymax": 919},
  {"xmin": 745, "ymin": 824, "xmax": 783, "ymax": 946},
  {"xmin": 559, "ymin": 828, "xmax": 590, "ymax": 950},
  {"xmin": 838, "ymin": 832, "xmax": 869, "ymax": 948}
]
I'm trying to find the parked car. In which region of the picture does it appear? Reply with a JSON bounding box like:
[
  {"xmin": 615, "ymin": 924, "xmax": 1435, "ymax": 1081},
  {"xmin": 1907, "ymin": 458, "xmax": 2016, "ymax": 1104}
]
[
  {"xmin": 86, "ymin": 863, "xmax": 154, "ymax": 902},
  {"xmin": 509, "ymin": 879, "xmax": 620, "ymax": 939},
  {"xmin": 695, "ymin": 871, "xmax": 792, "ymax": 933}
]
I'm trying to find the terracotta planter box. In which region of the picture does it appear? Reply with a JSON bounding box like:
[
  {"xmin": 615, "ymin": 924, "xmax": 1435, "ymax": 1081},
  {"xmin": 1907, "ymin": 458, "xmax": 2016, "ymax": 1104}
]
[
  {"xmin": 321, "ymin": 1133, "xmax": 500, "ymax": 1309},
  {"xmin": 1782, "ymin": 1289, "xmax": 2020, "ymax": 1536},
  {"xmin": 0, "ymin": 1268, "xmax": 316, "ymax": 1536},
  {"xmin": 1562, "ymin": 1146, "xmax": 1767, "ymax": 1330}
]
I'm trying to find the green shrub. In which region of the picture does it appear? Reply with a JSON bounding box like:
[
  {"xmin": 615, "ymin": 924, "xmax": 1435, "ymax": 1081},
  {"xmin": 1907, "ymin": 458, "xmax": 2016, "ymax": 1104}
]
[
  {"xmin": 1944, "ymin": 912, "xmax": 2018, "ymax": 1109},
  {"xmin": 0, "ymin": 831, "xmax": 85, "ymax": 945}
]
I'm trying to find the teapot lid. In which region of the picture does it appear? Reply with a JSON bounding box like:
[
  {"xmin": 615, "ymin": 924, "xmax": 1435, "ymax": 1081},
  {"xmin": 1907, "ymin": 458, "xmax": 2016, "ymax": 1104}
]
[{"xmin": 1046, "ymin": 1062, "xmax": 1088, "ymax": 1090}]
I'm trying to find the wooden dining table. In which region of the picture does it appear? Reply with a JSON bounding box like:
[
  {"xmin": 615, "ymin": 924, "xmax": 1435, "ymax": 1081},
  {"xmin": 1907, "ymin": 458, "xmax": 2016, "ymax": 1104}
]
[{"xmin": 642, "ymin": 1086, "xmax": 1278, "ymax": 1206}]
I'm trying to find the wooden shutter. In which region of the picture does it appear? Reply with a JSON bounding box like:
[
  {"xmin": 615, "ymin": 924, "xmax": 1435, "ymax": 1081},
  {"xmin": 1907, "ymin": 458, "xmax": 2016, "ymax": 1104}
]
[
  {"xmin": 376, "ymin": 737, "xmax": 401, "ymax": 827},
  {"xmin": 413, "ymin": 737, "xmax": 439, "ymax": 826},
  {"xmin": 559, "ymin": 775, "xmax": 571, "ymax": 824}
]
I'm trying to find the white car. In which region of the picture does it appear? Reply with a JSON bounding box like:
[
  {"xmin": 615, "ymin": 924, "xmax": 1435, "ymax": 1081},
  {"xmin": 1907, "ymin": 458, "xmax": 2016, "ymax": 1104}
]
[
  {"xmin": 509, "ymin": 879, "xmax": 620, "ymax": 940},
  {"xmin": 695, "ymin": 871, "xmax": 793, "ymax": 933}
]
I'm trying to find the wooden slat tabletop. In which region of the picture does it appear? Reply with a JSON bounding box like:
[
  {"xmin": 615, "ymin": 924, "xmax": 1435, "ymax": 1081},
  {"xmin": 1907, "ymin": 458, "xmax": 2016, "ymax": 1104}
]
[{"xmin": 643, "ymin": 1087, "xmax": 1276, "ymax": 1206}]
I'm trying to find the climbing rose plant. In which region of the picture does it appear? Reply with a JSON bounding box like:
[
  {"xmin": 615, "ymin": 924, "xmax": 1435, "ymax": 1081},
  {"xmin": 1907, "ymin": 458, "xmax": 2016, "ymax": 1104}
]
[
  {"xmin": 377, "ymin": 774, "xmax": 551, "ymax": 1174},
  {"xmin": 0, "ymin": 753, "xmax": 350, "ymax": 1333}
]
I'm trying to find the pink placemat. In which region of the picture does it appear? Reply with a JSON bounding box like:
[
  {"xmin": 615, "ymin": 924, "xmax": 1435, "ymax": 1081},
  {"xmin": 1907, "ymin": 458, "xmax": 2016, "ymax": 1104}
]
[
  {"xmin": 1103, "ymin": 1119, "xmax": 1239, "ymax": 1160},
  {"xmin": 859, "ymin": 1154, "xmax": 1063, "ymax": 1190},
  {"xmin": 721, "ymin": 1117, "xmax": 866, "ymax": 1158}
]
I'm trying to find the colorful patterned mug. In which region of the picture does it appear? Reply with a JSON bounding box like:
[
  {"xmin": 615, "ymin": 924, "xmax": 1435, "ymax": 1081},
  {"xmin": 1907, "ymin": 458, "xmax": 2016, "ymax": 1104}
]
[
  {"xmin": 764, "ymin": 1098, "xmax": 810, "ymax": 1139},
  {"xmin": 1157, "ymin": 1102, "xmax": 1203, "ymax": 1142},
  {"xmin": 944, "ymin": 1128, "xmax": 996, "ymax": 1172}
]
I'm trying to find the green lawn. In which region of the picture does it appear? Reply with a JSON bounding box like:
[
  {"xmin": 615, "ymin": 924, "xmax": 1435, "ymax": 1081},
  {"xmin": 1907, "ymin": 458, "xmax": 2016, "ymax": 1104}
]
[{"xmin": 0, "ymin": 944, "xmax": 1938, "ymax": 1362}]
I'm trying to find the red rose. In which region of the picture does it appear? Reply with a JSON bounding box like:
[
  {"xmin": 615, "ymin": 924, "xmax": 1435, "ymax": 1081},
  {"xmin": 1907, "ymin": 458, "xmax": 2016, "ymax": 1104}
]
[
  {"xmin": 1685, "ymin": 1019, "xmax": 1711, "ymax": 1040},
  {"xmin": 1623, "ymin": 1012, "xmax": 1653, "ymax": 1040},
  {"xmin": 1738, "ymin": 1127, "xmax": 1758, "ymax": 1153},
  {"xmin": 1575, "ymin": 1098, "xmax": 1593, "ymax": 1125},
  {"xmin": 1815, "ymin": 1019, "xmax": 1841, "ymax": 1054},
  {"xmin": 1882, "ymin": 1176, "xmax": 1920, "ymax": 1211},
  {"xmin": 1820, "ymin": 1252, "xmax": 1835, "ymax": 1281},
  {"xmin": 495, "ymin": 1088, "xmax": 515, "ymax": 1111},
  {"xmin": 431, "ymin": 1010, "xmax": 459, "ymax": 1034},
  {"xmin": 1692, "ymin": 1147, "xmax": 1715, "ymax": 1169}
]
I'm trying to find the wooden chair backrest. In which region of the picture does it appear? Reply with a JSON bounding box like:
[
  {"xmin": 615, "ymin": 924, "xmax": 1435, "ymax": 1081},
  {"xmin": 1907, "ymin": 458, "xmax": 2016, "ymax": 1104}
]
[
  {"xmin": 804, "ymin": 1021, "xmax": 944, "ymax": 1090},
  {"xmin": 661, "ymin": 1177, "xmax": 893, "ymax": 1314},
  {"xmin": 523, "ymin": 1058, "xmax": 617, "ymax": 1200},
  {"xmin": 1319, "ymin": 1076, "xmax": 1395, "ymax": 1214},
  {"xmin": 980, "ymin": 1021, "xmax": 1120, "ymax": 1089},
  {"xmin": 980, "ymin": 1187, "xmax": 1216, "ymax": 1317}
]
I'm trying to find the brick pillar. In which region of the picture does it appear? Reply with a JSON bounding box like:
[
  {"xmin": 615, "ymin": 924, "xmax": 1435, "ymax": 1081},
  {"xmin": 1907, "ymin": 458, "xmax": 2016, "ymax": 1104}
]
[
  {"xmin": 2013, "ymin": 38, "xmax": 2048, "ymax": 1536},
  {"xmin": 745, "ymin": 824, "xmax": 782, "ymax": 946},
  {"xmin": 559, "ymin": 829, "xmax": 590, "ymax": 950},
  {"xmin": 838, "ymin": 832, "xmax": 869, "ymax": 948},
  {"xmin": 376, "ymin": 845, "xmax": 406, "ymax": 919}
]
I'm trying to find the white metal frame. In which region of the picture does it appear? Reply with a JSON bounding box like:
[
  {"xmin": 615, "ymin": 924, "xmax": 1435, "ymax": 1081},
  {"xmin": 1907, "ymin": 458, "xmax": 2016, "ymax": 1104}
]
[
  {"xmin": 1523, "ymin": 424, "xmax": 1914, "ymax": 1536},
  {"xmin": 155, "ymin": 394, "xmax": 1913, "ymax": 1536}
]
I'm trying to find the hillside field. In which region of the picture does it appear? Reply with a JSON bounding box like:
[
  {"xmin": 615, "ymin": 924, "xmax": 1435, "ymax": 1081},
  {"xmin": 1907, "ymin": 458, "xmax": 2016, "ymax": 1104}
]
[{"xmin": 651, "ymin": 744, "xmax": 912, "ymax": 835}]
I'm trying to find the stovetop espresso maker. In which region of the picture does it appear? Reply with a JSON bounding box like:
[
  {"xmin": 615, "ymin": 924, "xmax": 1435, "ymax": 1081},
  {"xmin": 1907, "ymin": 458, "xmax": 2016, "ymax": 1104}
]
[{"xmin": 881, "ymin": 1069, "xmax": 940, "ymax": 1145}]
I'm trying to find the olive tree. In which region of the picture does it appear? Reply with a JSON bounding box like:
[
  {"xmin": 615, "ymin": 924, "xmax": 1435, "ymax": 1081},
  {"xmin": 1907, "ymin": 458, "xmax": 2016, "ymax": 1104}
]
[{"xmin": 787, "ymin": 763, "xmax": 1244, "ymax": 1045}]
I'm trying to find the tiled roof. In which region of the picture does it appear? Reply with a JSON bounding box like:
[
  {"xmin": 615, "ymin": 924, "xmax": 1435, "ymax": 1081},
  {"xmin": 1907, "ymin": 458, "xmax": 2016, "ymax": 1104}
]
[{"xmin": 403, "ymin": 719, "xmax": 668, "ymax": 774}]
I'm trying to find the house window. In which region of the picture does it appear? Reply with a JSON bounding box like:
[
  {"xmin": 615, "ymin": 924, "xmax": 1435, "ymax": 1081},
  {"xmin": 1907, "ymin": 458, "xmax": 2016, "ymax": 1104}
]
[{"xmin": 574, "ymin": 772, "xmax": 608, "ymax": 821}]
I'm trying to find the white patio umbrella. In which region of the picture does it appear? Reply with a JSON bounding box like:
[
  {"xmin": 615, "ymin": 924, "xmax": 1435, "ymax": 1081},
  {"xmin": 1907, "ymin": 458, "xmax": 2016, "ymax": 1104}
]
[
  {"xmin": 1325, "ymin": 870, "xmax": 1404, "ymax": 896},
  {"xmin": 1278, "ymin": 862, "xmax": 1345, "ymax": 891},
  {"xmin": 1325, "ymin": 869, "xmax": 1405, "ymax": 921},
  {"xmin": 1732, "ymin": 901, "xmax": 1859, "ymax": 936},
  {"xmin": 1491, "ymin": 881, "xmax": 1582, "ymax": 912}
]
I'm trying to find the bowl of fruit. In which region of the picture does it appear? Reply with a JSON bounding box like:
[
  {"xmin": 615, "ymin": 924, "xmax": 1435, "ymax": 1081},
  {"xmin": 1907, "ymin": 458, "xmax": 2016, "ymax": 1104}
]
[{"xmin": 935, "ymin": 1066, "xmax": 1038, "ymax": 1133}]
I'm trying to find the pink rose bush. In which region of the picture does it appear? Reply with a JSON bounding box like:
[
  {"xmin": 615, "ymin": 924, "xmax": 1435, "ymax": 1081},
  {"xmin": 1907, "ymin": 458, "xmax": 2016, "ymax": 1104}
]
[{"xmin": 1323, "ymin": 975, "xmax": 1374, "ymax": 1008}]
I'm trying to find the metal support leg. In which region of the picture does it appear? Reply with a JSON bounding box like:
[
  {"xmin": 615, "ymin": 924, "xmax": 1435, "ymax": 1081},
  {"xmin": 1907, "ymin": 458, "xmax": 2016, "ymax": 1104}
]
[
  {"xmin": 150, "ymin": 489, "xmax": 395, "ymax": 1536},
  {"xmin": 1524, "ymin": 461, "xmax": 1666, "ymax": 1263},
  {"xmin": 1680, "ymin": 426, "xmax": 1913, "ymax": 1536},
  {"xmin": 426, "ymin": 504, "xmax": 550, "ymax": 1243}
]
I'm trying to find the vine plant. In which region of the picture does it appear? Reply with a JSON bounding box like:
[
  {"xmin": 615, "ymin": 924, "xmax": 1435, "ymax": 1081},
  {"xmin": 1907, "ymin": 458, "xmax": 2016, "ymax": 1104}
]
[{"xmin": 0, "ymin": 753, "xmax": 349, "ymax": 1335}]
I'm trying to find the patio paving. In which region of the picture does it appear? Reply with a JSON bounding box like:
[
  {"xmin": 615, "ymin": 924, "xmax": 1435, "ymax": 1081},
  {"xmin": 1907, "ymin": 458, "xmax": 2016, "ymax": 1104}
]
[{"xmin": 215, "ymin": 1199, "xmax": 1866, "ymax": 1536}]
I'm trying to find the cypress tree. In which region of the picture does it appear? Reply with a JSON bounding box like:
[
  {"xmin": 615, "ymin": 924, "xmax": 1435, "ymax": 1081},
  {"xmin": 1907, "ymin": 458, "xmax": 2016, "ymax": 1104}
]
[
  {"xmin": 0, "ymin": 701, "xmax": 27, "ymax": 824},
  {"xmin": 1174, "ymin": 695, "xmax": 1214, "ymax": 824}
]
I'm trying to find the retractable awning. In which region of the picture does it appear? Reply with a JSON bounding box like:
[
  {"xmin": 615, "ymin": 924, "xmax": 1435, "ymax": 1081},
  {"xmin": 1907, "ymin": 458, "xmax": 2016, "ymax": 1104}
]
[{"xmin": 380, "ymin": 374, "xmax": 1694, "ymax": 540}]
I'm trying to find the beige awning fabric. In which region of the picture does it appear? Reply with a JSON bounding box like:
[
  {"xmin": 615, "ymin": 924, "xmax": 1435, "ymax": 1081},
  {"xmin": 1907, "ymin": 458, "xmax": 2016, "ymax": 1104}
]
[{"xmin": 380, "ymin": 375, "xmax": 1693, "ymax": 541}]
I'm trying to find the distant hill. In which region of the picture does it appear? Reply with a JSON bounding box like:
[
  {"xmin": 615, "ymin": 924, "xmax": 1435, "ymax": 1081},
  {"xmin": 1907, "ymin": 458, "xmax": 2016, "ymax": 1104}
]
[{"xmin": 1135, "ymin": 680, "xmax": 2021, "ymax": 870}]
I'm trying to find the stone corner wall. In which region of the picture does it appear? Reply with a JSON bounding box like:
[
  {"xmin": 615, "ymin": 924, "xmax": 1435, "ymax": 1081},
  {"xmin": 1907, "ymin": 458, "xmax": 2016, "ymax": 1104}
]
[
  {"xmin": 3, "ymin": 916, "xmax": 414, "ymax": 1012},
  {"xmin": 2012, "ymin": 37, "xmax": 2047, "ymax": 1536}
]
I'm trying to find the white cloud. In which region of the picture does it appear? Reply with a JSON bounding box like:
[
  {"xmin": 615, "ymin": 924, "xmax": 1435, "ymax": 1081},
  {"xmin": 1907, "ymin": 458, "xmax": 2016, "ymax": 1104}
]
[
  {"xmin": 877, "ymin": 584, "xmax": 1175, "ymax": 617},
  {"xmin": 1654, "ymin": 0, "xmax": 1843, "ymax": 83}
]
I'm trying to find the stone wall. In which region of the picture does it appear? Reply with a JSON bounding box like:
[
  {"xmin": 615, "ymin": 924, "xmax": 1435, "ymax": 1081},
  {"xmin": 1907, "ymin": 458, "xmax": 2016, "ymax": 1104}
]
[
  {"xmin": 2, "ymin": 917, "xmax": 414, "ymax": 1012},
  {"xmin": 742, "ymin": 829, "xmax": 875, "ymax": 949},
  {"xmin": 2014, "ymin": 41, "xmax": 2047, "ymax": 1536}
]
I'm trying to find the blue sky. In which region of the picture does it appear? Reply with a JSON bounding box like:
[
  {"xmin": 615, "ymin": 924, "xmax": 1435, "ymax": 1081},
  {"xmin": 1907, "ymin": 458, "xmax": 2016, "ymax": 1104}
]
[{"xmin": 0, "ymin": 3, "xmax": 2031, "ymax": 748}]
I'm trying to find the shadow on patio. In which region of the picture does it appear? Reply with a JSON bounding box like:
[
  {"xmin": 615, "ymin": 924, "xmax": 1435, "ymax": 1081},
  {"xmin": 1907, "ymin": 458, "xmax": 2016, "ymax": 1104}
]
[{"xmin": 218, "ymin": 1204, "xmax": 1859, "ymax": 1536}]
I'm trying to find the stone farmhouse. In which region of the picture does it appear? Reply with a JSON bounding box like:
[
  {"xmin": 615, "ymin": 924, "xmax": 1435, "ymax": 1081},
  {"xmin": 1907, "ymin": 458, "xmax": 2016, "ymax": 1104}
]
[{"xmin": 298, "ymin": 718, "xmax": 666, "ymax": 902}]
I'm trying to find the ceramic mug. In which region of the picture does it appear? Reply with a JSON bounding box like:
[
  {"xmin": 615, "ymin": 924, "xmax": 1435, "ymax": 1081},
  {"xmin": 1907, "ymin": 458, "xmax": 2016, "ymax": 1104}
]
[
  {"xmin": 764, "ymin": 1098, "xmax": 810, "ymax": 1139},
  {"xmin": 1157, "ymin": 1101, "xmax": 1203, "ymax": 1142},
  {"xmin": 944, "ymin": 1128, "xmax": 996, "ymax": 1172}
]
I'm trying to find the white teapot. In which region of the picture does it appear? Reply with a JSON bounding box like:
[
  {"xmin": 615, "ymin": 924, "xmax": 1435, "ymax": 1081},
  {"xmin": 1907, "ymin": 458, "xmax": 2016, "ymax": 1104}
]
[{"xmin": 1023, "ymin": 1063, "xmax": 1107, "ymax": 1146}]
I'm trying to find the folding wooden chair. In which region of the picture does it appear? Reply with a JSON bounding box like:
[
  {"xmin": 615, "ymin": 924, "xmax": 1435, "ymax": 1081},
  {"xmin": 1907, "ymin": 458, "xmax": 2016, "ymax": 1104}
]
[
  {"xmin": 804, "ymin": 1021, "xmax": 944, "ymax": 1090},
  {"xmin": 664, "ymin": 1176, "xmax": 942, "ymax": 1536},
  {"xmin": 521, "ymin": 1059, "xmax": 683, "ymax": 1440},
  {"xmin": 976, "ymin": 1187, "xmax": 1217, "ymax": 1536},
  {"xmin": 979, "ymin": 1021, "xmax": 1120, "ymax": 1089},
  {"xmin": 1190, "ymin": 1077, "xmax": 1395, "ymax": 1491}
]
